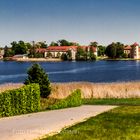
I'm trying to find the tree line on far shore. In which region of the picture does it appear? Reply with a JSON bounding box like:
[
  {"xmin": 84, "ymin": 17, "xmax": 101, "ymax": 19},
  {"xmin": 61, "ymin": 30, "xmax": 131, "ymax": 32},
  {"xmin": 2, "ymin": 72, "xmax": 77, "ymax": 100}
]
[{"xmin": 0, "ymin": 39, "xmax": 136, "ymax": 60}]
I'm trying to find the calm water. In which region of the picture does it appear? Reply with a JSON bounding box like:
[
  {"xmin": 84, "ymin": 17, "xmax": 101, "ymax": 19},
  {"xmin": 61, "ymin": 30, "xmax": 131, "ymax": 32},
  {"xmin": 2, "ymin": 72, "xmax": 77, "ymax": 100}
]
[{"xmin": 0, "ymin": 60, "xmax": 140, "ymax": 84}]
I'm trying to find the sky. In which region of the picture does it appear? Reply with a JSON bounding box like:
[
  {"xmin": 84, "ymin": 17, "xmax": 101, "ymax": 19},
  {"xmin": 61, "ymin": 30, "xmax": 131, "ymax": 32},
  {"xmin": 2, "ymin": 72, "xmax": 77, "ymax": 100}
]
[{"xmin": 0, "ymin": 0, "xmax": 140, "ymax": 46}]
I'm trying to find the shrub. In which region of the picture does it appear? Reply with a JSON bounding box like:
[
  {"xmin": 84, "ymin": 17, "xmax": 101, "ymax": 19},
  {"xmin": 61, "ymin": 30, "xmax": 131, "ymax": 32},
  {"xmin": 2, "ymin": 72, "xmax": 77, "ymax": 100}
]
[
  {"xmin": 25, "ymin": 64, "xmax": 51, "ymax": 98},
  {"xmin": 48, "ymin": 89, "xmax": 82, "ymax": 110},
  {"xmin": 0, "ymin": 84, "xmax": 40, "ymax": 117}
]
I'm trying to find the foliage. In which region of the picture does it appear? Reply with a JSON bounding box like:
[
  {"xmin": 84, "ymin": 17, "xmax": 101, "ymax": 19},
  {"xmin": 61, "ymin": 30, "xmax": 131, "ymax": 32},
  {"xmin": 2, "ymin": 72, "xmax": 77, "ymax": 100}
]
[
  {"xmin": 67, "ymin": 50, "xmax": 72, "ymax": 60},
  {"xmin": 24, "ymin": 64, "xmax": 51, "ymax": 98},
  {"xmin": 11, "ymin": 41, "xmax": 28, "ymax": 55},
  {"xmin": 57, "ymin": 39, "xmax": 72, "ymax": 46},
  {"xmin": 76, "ymin": 46, "xmax": 96, "ymax": 61},
  {"xmin": 122, "ymin": 53, "xmax": 128, "ymax": 58},
  {"xmin": 98, "ymin": 45, "xmax": 106, "ymax": 56},
  {"xmin": 38, "ymin": 42, "xmax": 48, "ymax": 48},
  {"xmin": 76, "ymin": 47, "xmax": 87, "ymax": 61},
  {"xmin": 48, "ymin": 89, "xmax": 82, "ymax": 110},
  {"xmin": 50, "ymin": 41, "xmax": 59, "ymax": 46},
  {"xmin": 89, "ymin": 46, "xmax": 96, "ymax": 60},
  {"xmin": 61, "ymin": 53, "xmax": 68, "ymax": 61},
  {"xmin": 3, "ymin": 46, "xmax": 14, "ymax": 57},
  {"xmin": 89, "ymin": 41, "xmax": 98, "ymax": 47},
  {"xmin": 44, "ymin": 106, "xmax": 140, "ymax": 140},
  {"xmin": 105, "ymin": 42, "xmax": 124, "ymax": 58},
  {"xmin": 0, "ymin": 84, "xmax": 40, "ymax": 117},
  {"xmin": 28, "ymin": 41, "xmax": 47, "ymax": 58}
]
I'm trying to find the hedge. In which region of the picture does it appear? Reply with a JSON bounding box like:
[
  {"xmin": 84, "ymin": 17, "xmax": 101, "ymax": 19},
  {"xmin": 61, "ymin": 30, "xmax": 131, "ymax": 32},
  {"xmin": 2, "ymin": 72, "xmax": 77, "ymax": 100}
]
[
  {"xmin": 0, "ymin": 84, "xmax": 40, "ymax": 117},
  {"xmin": 48, "ymin": 89, "xmax": 82, "ymax": 110}
]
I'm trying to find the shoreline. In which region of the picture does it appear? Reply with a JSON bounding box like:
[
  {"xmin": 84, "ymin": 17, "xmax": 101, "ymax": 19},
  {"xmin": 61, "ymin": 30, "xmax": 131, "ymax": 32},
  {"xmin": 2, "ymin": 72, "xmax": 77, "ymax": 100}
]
[
  {"xmin": 13, "ymin": 58, "xmax": 62, "ymax": 62},
  {"xmin": 1, "ymin": 57, "xmax": 140, "ymax": 62}
]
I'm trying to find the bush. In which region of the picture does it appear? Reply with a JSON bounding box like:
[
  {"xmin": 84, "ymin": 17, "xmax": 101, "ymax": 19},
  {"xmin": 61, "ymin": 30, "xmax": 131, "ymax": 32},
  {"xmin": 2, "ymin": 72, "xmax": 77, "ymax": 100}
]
[
  {"xmin": 0, "ymin": 84, "xmax": 40, "ymax": 117},
  {"xmin": 61, "ymin": 53, "xmax": 68, "ymax": 61},
  {"xmin": 48, "ymin": 89, "xmax": 82, "ymax": 110},
  {"xmin": 25, "ymin": 64, "xmax": 51, "ymax": 98}
]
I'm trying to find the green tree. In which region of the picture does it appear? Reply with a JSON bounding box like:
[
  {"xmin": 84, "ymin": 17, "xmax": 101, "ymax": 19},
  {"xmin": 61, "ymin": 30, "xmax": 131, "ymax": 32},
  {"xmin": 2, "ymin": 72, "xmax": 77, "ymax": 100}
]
[
  {"xmin": 89, "ymin": 42, "xmax": 98, "ymax": 47},
  {"xmin": 105, "ymin": 43, "xmax": 116, "ymax": 58},
  {"xmin": 76, "ymin": 47, "xmax": 86, "ymax": 61},
  {"xmin": 28, "ymin": 41, "xmax": 36, "ymax": 58},
  {"xmin": 58, "ymin": 39, "xmax": 71, "ymax": 46},
  {"xmin": 50, "ymin": 41, "xmax": 59, "ymax": 46},
  {"xmin": 61, "ymin": 53, "xmax": 68, "ymax": 60},
  {"xmin": 11, "ymin": 41, "xmax": 28, "ymax": 55},
  {"xmin": 37, "ymin": 42, "xmax": 48, "ymax": 48},
  {"xmin": 89, "ymin": 46, "xmax": 96, "ymax": 60},
  {"xmin": 67, "ymin": 50, "xmax": 72, "ymax": 60},
  {"xmin": 98, "ymin": 45, "xmax": 106, "ymax": 56},
  {"xmin": 3, "ymin": 46, "xmax": 14, "ymax": 57},
  {"xmin": 116, "ymin": 42, "xmax": 124, "ymax": 58},
  {"xmin": 105, "ymin": 42, "xmax": 124, "ymax": 58},
  {"xmin": 24, "ymin": 64, "xmax": 51, "ymax": 98}
]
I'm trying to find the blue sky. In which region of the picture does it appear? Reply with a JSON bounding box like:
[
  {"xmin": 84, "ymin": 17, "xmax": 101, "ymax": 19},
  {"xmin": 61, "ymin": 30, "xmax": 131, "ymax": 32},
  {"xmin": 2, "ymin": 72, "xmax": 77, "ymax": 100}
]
[{"xmin": 0, "ymin": 0, "xmax": 140, "ymax": 46}]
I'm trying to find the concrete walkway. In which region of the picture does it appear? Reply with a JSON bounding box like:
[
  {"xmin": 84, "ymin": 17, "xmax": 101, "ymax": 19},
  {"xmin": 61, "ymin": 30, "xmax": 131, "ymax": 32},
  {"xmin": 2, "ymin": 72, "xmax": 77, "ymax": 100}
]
[{"xmin": 0, "ymin": 105, "xmax": 117, "ymax": 140}]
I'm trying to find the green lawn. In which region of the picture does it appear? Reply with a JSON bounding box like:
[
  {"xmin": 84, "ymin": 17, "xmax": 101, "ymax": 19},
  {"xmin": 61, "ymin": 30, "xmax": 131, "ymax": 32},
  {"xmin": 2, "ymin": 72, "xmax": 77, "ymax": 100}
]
[
  {"xmin": 42, "ymin": 106, "xmax": 140, "ymax": 140},
  {"xmin": 83, "ymin": 98, "xmax": 140, "ymax": 106}
]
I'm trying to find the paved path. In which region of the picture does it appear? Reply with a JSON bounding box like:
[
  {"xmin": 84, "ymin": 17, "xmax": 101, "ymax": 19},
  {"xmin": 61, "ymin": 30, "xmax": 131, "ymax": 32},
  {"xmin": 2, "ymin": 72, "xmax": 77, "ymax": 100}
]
[{"xmin": 0, "ymin": 105, "xmax": 117, "ymax": 140}]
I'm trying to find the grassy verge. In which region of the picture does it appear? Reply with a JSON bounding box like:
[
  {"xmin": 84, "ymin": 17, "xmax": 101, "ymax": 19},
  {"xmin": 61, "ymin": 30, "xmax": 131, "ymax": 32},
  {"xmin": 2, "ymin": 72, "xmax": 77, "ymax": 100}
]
[
  {"xmin": 83, "ymin": 98, "xmax": 140, "ymax": 106},
  {"xmin": 42, "ymin": 106, "xmax": 140, "ymax": 140},
  {"xmin": 40, "ymin": 89, "xmax": 82, "ymax": 110}
]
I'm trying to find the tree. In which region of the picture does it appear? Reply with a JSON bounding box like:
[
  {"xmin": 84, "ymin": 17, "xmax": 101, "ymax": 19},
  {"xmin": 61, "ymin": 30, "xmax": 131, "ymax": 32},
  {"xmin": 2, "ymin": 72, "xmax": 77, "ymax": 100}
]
[
  {"xmin": 89, "ymin": 46, "xmax": 96, "ymax": 60},
  {"xmin": 57, "ymin": 39, "xmax": 71, "ymax": 46},
  {"xmin": 76, "ymin": 47, "xmax": 87, "ymax": 61},
  {"xmin": 105, "ymin": 42, "xmax": 124, "ymax": 58},
  {"xmin": 98, "ymin": 45, "xmax": 106, "ymax": 56},
  {"xmin": 89, "ymin": 42, "xmax": 98, "ymax": 47},
  {"xmin": 11, "ymin": 41, "xmax": 28, "ymax": 55},
  {"xmin": 37, "ymin": 42, "xmax": 48, "ymax": 48},
  {"xmin": 105, "ymin": 43, "xmax": 116, "ymax": 58},
  {"xmin": 3, "ymin": 46, "xmax": 14, "ymax": 57},
  {"xmin": 61, "ymin": 53, "xmax": 68, "ymax": 60},
  {"xmin": 116, "ymin": 42, "xmax": 124, "ymax": 58},
  {"xmin": 28, "ymin": 41, "xmax": 36, "ymax": 58},
  {"xmin": 24, "ymin": 64, "xmax": 51, "ymax": 98},
  {"xmin": 50, "ymin": 41, "xmax": 59, "ymax": 46},
  {"xmin": 67, "ymin": 50, "xmax": 72, "ymax": 60}
]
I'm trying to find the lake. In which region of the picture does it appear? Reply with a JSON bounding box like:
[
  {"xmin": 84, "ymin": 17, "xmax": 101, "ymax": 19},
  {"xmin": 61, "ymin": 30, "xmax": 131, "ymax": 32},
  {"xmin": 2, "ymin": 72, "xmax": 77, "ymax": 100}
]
[{"xmin": 0, "ymin": 60, "xmax": 140, "ymax": 84}]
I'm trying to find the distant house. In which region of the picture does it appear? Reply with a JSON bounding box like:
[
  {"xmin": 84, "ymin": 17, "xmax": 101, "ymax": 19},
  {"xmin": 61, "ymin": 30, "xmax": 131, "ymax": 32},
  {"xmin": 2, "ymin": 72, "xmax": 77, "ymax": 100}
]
[
  {"xmin": 44, "ymin": 46, "xmax": 98, "ymax": 60},
  {"xmin": 0, "ymin": 49, "xmax": 4, "ymax": 59},
  {"xmin": 36, "ymin": 48, "xmax": 47, "ymax": 57},
  {"xmin": 124, "ymin": 45, "xmax": 132, "ymax": 58},
  {"xmin": 124, "ymin": 43, "xmax": 140, "ymax": 59},
  {"xmin": 12, "ymin": 54, "xmax": 28, "ymax": 60}
]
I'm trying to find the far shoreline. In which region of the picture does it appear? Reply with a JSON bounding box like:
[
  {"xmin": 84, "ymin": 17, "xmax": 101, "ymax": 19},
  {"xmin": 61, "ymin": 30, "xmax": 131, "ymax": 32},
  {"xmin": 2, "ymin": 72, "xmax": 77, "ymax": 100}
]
[{"xmin": 1, "ymin": 58, "xmax": 140, "ymax": 62}]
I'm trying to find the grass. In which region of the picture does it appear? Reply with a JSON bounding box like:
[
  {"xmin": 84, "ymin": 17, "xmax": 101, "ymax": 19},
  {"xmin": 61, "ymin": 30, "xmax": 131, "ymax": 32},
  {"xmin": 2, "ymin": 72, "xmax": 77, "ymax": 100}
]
[
  {"xmin": 1, "ymin": 82, "xmax": 140, "ymax": 99},
  {"xmin": 41, "ymin": 106, "xmax": 140, "ymax": 140},
  {"xmin": 50, "ymin": 82, "xmax": 140, "ymax": 99},
  {"xmin": 83, "ymin": 98, "xmax": 140, "ymax": 106}
]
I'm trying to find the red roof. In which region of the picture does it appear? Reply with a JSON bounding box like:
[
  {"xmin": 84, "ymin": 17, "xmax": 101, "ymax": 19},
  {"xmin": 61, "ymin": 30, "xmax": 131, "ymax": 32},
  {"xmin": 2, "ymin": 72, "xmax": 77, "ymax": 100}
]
[
  {"xmin": 124, "ymin": 46, "xmax": 132, "ymax": 50},
  {"xmin": 36, "ymin": 48, "xmax": 47, "ymax": 53},
  {"xmin": 133, "ymin": 42, "xmax": 139, "ymax": 47},
  {"xmin": 46, "ymin": 46, "xmax": 77, "ymax": 52},
  {"xmin": 45, "ymin": 46, "xmax": 97, "ymax": 52}
]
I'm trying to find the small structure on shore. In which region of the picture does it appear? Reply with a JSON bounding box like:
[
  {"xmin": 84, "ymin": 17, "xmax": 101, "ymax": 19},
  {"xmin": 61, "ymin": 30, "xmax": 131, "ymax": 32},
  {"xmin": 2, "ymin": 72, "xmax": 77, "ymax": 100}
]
[{"xmin": 12, "ymin": 54, "xmax": 28, "ymax": 60}]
